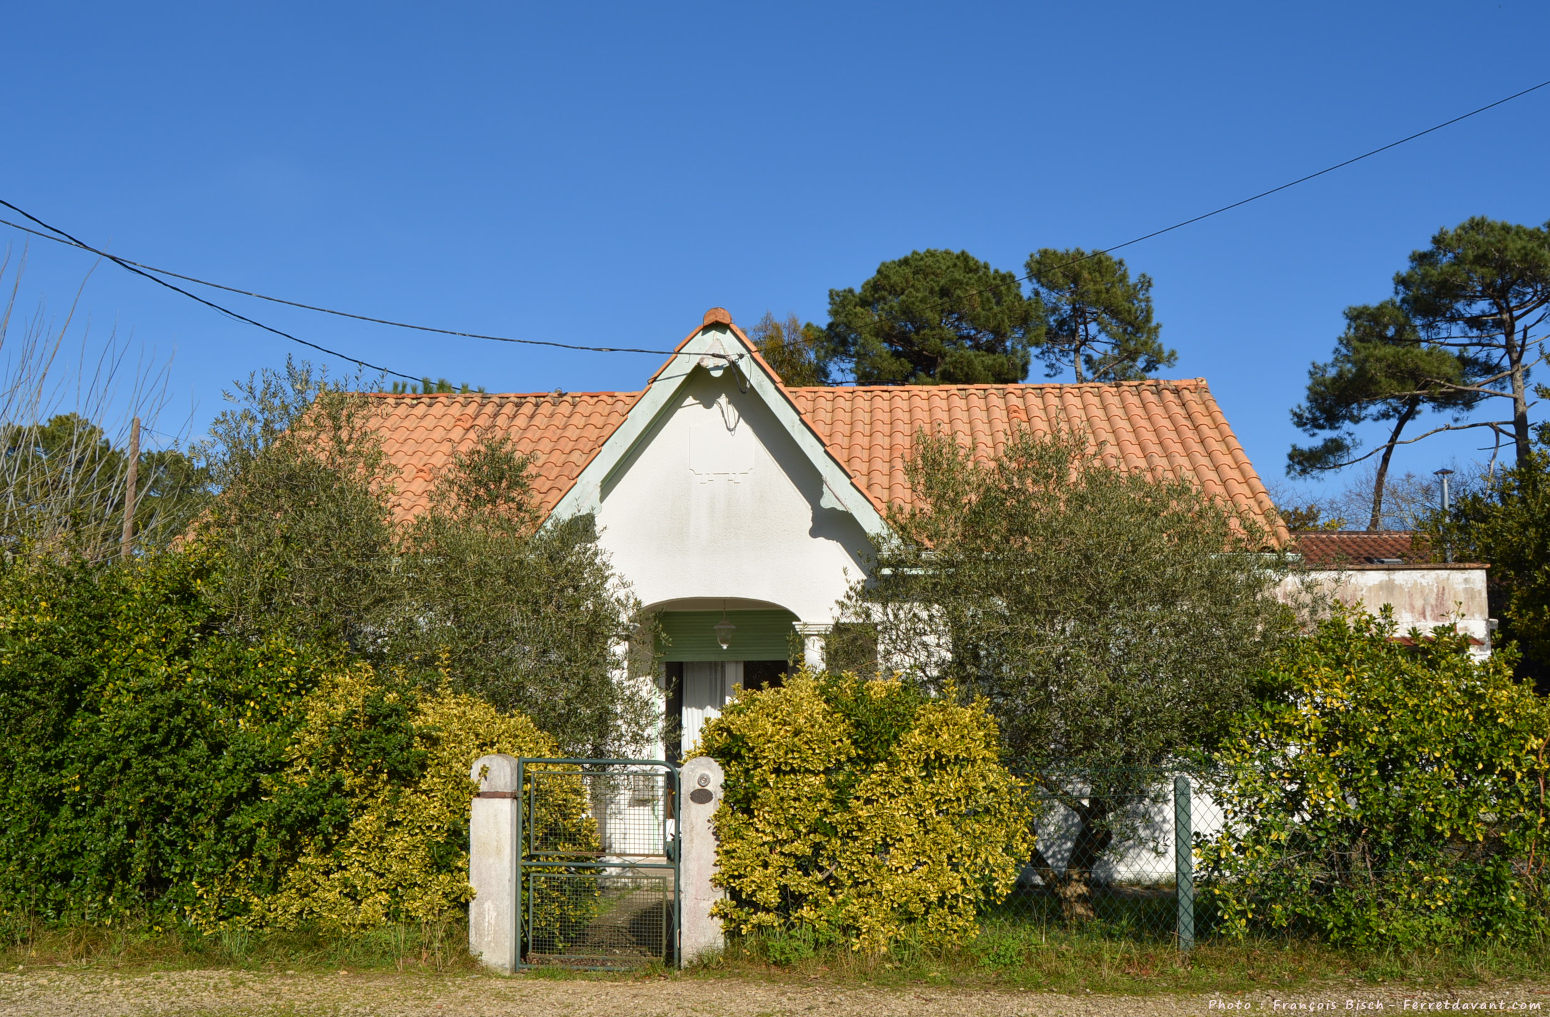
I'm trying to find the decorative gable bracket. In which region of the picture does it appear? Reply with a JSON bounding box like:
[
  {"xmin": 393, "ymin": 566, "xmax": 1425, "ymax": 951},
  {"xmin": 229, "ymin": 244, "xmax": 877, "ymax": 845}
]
[{"xmin": 548, "ymin": 310, "xmax": 890, "ymax": 539}]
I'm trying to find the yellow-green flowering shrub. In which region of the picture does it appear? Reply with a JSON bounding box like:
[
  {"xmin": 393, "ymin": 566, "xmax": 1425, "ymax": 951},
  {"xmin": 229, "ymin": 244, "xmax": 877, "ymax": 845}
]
[
  {"xmin": 1201, "ymin": 609, "xmax": 1550, "ymax": 949},
  {"xmin": 194, "ymin": 667, "xmax": 587, "ymax": 932},
  {"xmin": 697, "ymin": 670, "xmax": 1034, "ymax": 954}
]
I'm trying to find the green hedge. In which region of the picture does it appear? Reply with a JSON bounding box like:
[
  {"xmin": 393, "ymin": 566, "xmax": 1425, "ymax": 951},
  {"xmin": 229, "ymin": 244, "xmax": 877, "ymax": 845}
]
[
  {"xmin": 187, "ymin": 665, "xmax": 581, "ymax": 933},
  {"xmin": 0, "ymin": 551, "xmax": 569, "ymax": 931},
  {"xmin": 0, "ymin": 551, "xmax": 314, "ymax": 923}
]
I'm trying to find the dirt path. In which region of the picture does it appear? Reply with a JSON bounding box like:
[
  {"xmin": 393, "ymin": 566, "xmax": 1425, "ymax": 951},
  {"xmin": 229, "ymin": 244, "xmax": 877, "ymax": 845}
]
[{"xmin": 2, "ymin": 970, "xmax": 1548, "ymax": 1017}]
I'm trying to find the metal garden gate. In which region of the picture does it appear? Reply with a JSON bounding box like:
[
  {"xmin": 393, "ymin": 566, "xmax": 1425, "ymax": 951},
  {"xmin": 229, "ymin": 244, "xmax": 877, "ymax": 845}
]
[{"xmin": 515, "ymin": 757, "xmax": 680, "ymax": 969}]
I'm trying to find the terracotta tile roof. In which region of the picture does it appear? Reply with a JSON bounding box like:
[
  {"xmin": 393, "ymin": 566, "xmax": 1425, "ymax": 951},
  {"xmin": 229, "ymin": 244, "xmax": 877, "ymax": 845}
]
[
  {"xmin": 786, "ymin": 379, "xmax": 1286, "ymax": 543},
  {"xmin": 1293, "ymin": 531, "xmax": 1426, "ymax": 567},
  {"xmin": 362, "ymin": 391, "xmax": 638, "ymax": 526},
  {"xmin": 363, "ymin": 377, "xmax": 1285, "ymax": 544}
]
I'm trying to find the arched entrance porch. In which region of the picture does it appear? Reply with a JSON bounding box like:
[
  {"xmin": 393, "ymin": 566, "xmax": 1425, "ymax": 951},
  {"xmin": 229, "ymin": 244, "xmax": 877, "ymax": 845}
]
[{"xmin": 650, "ymin": 598, "xmax": 819, "ymax": 760}]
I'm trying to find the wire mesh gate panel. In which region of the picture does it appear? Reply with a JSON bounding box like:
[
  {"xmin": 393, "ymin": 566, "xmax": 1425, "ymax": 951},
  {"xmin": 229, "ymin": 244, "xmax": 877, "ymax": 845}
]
[{"xmin": 515, "ymin": 758, "xmax": 680, "ymax": 969}]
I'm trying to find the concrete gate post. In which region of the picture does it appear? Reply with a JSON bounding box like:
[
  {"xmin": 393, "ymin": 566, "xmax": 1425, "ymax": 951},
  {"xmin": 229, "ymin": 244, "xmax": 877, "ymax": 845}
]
[
  {"xmin": 679, "ymin": 755, "xmax": 725, "ymax": 966},
  {"xmin": 468, "ymin": 753, "xmax": 520, "ymax": 973}
]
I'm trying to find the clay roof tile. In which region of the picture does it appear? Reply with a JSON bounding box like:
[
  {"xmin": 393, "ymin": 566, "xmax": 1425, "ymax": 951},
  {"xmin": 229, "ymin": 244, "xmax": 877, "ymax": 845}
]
[
  {"xmin": 1293, "ymin": 531, "xmax": 1427, "ymax": 566},
  {"xmin": 366, "ymin": 376, "xmax": 1284, "ymax": 544}
]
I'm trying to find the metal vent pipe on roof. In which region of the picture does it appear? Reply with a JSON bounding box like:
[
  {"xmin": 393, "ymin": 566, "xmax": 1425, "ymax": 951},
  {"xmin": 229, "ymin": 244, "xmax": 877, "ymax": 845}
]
[{"xmin": 1435, "ymin": 469, "xmax": 1454, "ymax": 563}]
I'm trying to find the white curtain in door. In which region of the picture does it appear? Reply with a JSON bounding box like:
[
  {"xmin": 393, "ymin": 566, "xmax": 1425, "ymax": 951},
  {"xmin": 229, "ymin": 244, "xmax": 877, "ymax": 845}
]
[{"xmin": 681, "ymin": 660, "xmax": 741, "ymax": 756}]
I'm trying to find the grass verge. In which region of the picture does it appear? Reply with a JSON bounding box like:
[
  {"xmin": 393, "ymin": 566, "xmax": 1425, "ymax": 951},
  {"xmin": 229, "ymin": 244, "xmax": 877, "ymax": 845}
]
[
  {"xmin": 3, "ymin": 914, "xmax": 1547, "ymax": 995},
  {"xmin": 0, "ymin": 915, "xmax": 477, "ymax": 975},
  {"xmin": 693, "ymin": 922, "xmax": 1550, "ymax": 995}
]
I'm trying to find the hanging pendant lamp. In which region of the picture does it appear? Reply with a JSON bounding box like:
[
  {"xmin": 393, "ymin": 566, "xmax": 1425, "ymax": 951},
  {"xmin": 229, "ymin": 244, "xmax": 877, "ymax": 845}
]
[{"xmin": 713, "ymin": 601, "xmax": 736, "ymax": 651}]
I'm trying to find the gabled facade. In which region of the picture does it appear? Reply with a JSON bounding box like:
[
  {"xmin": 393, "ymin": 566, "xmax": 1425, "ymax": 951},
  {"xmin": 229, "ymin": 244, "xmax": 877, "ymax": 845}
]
[{"xmin": 362, "ymin": 309, "xmax": 1308, "ymax": 755}]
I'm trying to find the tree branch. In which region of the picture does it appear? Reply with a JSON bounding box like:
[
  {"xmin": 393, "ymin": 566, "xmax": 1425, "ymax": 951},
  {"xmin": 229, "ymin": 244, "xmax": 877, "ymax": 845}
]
[
  {"xmin": 1312, "ymin": 419, "xmax": 1517, "ymax": 470},
  {"xmin": 1339, "ymin": 350, "xmax": 1549, "ymax": 404},
  {"xmin": 1036, "ymin": 774, "xmax": 1092, "ymax": 817}
]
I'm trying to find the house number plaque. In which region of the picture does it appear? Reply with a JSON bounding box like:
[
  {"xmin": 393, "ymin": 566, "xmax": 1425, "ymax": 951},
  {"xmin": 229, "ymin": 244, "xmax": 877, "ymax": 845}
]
[{"xmin": 689, "ymin": 788, "xmax": 714, "ymax": 805}]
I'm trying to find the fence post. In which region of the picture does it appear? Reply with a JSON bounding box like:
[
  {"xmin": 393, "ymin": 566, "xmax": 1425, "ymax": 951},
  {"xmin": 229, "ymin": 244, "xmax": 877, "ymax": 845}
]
[
  {"xmin": 469, "ymin": 753, "xmax": 520, "ymax": 973},
  {"xmin": 679, "ymin": 755, "xmax": 725, "ymax": 967},
  {"xmin": 1174, "ymin": 774, "xmax": 1195, "ymax": 951}
]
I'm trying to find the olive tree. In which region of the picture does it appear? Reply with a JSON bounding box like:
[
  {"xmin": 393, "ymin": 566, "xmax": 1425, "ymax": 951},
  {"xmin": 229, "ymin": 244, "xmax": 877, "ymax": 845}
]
[
  {"xmin": 392, "ymin": 438, "xmax": 656, "ymax": 755},
  {"xmin": 841, "ymin": 425, "xmax": 1298, "ymax": 919},
  {"xmin": 195, "ymin": 361, "xmax": 653, "ymax": 755},
  {"xmin": 196, "ymin": 360, "xmax": 401, "ymax": 650}
]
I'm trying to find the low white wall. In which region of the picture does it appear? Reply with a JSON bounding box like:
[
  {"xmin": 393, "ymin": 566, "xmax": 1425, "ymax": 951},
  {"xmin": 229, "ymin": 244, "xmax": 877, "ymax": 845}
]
[{"xmin": 1282, "ymin": 565, "xmax": 1490, "ymax": 653}]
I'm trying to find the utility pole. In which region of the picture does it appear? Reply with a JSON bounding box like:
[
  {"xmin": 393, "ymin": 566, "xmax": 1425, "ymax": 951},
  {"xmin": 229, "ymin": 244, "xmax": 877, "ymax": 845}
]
[{"xmin": 121, "ymin": 416, "xmax": 140, "ymax": 561}]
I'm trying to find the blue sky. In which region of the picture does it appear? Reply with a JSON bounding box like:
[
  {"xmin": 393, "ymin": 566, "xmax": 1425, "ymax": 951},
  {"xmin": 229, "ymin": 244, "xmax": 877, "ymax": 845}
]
[{"xmin": 3, "ymin": 0, "xmax": 1547, "ymax": 509}]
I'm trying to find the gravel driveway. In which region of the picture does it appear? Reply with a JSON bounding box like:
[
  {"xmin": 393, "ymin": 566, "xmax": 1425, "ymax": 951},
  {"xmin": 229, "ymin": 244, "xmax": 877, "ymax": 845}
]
[{"xmin": 2, "ymin": 970, "xmax": 1548, "ymax": 1017}]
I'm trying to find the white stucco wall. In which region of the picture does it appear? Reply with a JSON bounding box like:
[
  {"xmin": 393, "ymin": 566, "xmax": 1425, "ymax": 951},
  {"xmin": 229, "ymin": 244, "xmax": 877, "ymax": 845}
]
[
  {"xmin": 590, "ymin": 364, "xmax": 874, "ymax": 625},
  {"xmin": 1281, "ymin": 566, "xmax": 1491, "ymax": 651}
]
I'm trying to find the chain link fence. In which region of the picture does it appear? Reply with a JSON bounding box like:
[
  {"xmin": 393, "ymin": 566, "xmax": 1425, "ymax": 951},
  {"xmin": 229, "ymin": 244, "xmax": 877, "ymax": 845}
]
[
  {"xmin": 984, "ymin": 769, "xmax": 1212, "ymax": 946},
  {"xmin": 699, "ymin": 753, "xmax": 1546, "ymax": 953},
  {"xmin": 987, "ymin": 766, "xmax": 1549, "ymax": 949}
]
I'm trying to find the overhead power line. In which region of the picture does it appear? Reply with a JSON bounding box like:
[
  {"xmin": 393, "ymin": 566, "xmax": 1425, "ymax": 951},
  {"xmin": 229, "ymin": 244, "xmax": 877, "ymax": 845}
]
[
  {"xmin": 1096, "ymin": 77, "xmax": 1550, "ymax": 265},
  {"xmin": 0, "ymin": 199, "xmax": 425, "ymax": 382},
  {"xmin": 0, "ymin": 210, "xmax": 730, "ymax": 363},
  {"xmin": 4, "ymin": 75, "xmax": 1547, "ymax": 373},
  {"xmin": 936, "ymin": 75, "xmax": 1550, "ymax": 315},
  {"xmin": 1019, "ymin": 76, "xmax": 1550, "ymax": 283}
]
